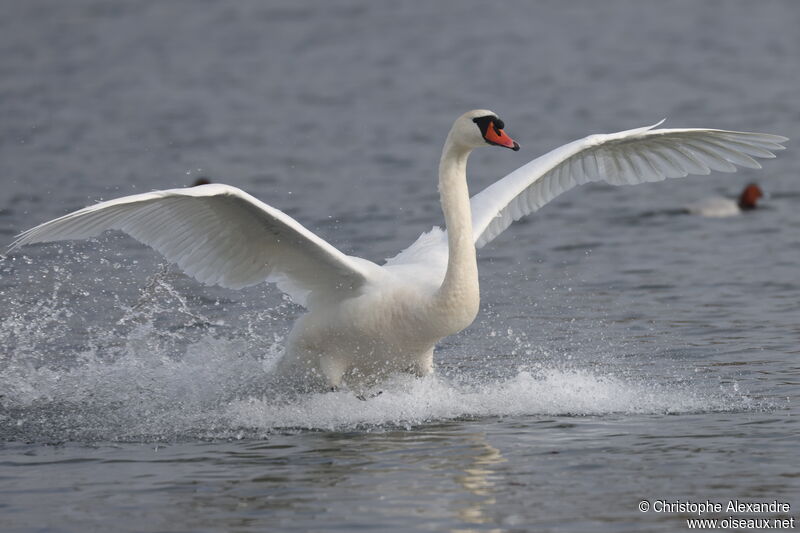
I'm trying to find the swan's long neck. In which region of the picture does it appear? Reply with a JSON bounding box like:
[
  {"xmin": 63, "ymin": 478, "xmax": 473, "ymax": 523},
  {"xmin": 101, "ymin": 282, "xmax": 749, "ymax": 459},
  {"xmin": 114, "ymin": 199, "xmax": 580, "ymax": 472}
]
[{"xmin": 430, "ymin": 134, "xmax": 480, "ymax": 332}]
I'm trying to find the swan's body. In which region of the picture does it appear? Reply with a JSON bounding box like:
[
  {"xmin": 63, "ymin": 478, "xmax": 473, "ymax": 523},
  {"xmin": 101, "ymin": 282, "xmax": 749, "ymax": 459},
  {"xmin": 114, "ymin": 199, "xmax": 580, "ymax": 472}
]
[
  {"xmin": 8, "ymin": 111, "xmax": 786, "ymax": 390},
  {"xmin": 686, "ymin": 183, "xmax": 764, "ymax": 217}
]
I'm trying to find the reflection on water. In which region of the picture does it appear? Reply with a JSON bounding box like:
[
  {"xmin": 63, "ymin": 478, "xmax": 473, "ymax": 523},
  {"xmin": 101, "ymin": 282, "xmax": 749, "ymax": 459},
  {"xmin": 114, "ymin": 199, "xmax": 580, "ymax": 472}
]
[
  {"xmin": 452, "ymin": 433, "xmax": 506, "ymax": 532},
  {"xmin": 142, "ymin": 428, "xmax": 512, "ymax": 532}
]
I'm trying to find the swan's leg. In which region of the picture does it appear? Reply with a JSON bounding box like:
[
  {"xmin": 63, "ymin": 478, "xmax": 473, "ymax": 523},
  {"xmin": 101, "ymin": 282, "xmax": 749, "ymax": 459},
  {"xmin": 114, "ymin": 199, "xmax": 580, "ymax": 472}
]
[
  {"xmin": 319, "ymin": 355, "xmax": 347, "ymax": 389},
  {"xmin": 410, "ymin": 348, "xmax": 434, "ymax": 377}
]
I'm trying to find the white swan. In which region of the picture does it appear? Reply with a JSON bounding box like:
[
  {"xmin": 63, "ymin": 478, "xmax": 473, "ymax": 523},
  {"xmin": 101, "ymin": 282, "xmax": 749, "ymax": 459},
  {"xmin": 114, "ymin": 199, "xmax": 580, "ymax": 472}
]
[{"xmin": 7, "ymin": 110, "xmax": 787, "ymax": 390}]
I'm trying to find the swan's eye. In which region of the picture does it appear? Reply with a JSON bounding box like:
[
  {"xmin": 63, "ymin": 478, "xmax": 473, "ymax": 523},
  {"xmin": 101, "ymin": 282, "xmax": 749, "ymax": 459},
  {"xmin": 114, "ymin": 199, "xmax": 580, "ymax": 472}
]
[{"xmin": 473, "ymin": 115, "xmax": 500, "ymax": 136}]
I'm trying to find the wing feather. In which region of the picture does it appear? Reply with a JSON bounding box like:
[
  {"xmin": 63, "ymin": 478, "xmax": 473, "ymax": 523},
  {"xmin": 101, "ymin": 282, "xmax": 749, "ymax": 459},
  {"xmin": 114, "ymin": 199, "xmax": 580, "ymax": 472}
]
[
  {"xmin": 8, "ymin": 184, "xmax": 373, "ymax": 306},
  {"xmin": 471, "ymin": 123, "xmax": 787, "ymax": 248}
]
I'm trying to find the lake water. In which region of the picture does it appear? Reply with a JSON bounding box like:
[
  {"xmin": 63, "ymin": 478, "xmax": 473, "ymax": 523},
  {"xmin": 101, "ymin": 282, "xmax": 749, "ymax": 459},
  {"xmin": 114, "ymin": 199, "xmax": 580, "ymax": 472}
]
[{"xmin": 1, "ymin": 1, "xmax": 798, "ymax": 531}]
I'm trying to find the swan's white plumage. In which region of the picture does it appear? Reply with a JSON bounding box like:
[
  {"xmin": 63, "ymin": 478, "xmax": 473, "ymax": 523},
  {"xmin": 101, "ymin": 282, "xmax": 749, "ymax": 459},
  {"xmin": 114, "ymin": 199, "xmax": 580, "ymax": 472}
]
[
  {"xmin": 8, "ymin": 114, "xmax": 787, "ymax": 389},
  {"xmin": 468, "ymin": 122, "xmax": 787, "ymax": 248},
  {"xmin": 8, "ymin": 184, "xmax": 374, "ymax": 305}
]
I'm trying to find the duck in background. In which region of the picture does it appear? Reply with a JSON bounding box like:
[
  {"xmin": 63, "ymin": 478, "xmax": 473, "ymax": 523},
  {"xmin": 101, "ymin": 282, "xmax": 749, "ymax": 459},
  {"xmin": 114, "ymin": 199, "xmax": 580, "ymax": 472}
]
[{"xmin": 686, "ymin": 183, "xmax": 763, "ymax": 218}]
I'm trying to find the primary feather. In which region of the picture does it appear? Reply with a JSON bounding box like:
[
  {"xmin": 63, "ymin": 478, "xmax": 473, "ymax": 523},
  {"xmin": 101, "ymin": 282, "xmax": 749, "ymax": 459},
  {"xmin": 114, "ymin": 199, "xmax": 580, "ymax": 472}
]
[
  {"xmin": 468, "ymin": 122, "xmax": 787, "ymax": 248},
  {"xmin": 8, "ymin": 184, "xmax": 372, "ymax": 305}
]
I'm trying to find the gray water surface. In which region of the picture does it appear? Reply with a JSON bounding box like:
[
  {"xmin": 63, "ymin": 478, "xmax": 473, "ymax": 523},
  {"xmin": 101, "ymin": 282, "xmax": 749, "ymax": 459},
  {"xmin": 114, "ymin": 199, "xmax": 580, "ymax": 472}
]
[{"xmin": 1, "ymin": 1, "xmax": 799, "ymax": 532}]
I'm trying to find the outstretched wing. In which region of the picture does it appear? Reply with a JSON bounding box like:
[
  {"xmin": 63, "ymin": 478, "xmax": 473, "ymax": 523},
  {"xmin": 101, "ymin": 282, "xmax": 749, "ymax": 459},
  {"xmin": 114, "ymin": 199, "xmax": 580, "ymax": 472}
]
[
  {"xmin": 470, "ymin": 121, "xmax": 788, "ymax": 248},
  {"xmin": 8, "ymin": 184, "xmax": 373, "ymax": 304}
]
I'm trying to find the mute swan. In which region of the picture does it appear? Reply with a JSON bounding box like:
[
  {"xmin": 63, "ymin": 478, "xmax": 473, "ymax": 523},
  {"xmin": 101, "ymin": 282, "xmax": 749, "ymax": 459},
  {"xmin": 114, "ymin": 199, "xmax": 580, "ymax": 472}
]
[
  {"xmin": 686, "ymin": 183, "xmax": 763, "ymax": 217},
  {"xmin": 7, "ymin": 110, "xmax": 787, "ymax": 390}
]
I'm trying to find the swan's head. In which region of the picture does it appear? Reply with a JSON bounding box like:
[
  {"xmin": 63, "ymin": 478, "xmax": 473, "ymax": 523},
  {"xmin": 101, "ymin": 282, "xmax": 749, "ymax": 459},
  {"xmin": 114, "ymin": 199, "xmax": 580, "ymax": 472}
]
[
  {"xmin": 738, "ymin": 183, "xmax": 763, "ymax": 210},
  {"xmin": 451, "ymin": 109, "xmax": 520, "ymax": 151}
]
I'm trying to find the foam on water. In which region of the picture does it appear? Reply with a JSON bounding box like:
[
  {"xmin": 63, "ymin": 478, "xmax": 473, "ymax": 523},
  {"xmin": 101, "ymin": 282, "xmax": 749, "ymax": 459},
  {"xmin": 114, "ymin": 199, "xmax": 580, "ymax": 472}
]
[
  {"xmin": 0, "ymin": 327, "xmax": 763, "ymax": 442},
  {"xmin": 225, "ymin": 369, "xmax": 758, "ymax": 434}
]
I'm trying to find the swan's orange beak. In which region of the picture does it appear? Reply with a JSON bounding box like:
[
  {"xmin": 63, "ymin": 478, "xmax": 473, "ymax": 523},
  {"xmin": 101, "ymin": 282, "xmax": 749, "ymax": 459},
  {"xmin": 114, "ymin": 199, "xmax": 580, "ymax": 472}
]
[{"xmin": 485, "ymin": 122, "xmax": 520, "ymax": 151}]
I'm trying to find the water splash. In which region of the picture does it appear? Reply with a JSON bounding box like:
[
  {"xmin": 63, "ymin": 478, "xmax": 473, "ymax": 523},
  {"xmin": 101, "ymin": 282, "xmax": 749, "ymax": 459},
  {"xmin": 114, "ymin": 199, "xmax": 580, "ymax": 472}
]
[
  {"xmin": 228, "ymin": 366, "xmax": 767, "ymax": 435},
  {"xmin": 0, "ymin": 258, "xmax": 768, "ymax": 443},
  {"xmin": 0, "ymin": 333, "xmax": 763, "ymax": 442}
]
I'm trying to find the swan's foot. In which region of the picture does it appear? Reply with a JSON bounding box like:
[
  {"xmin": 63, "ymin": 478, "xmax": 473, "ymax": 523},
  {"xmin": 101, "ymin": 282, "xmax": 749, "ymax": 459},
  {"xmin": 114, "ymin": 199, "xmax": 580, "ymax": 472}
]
[{"xmin": 356, "ymin": 391, "xmax": 383, "ymax": 401}]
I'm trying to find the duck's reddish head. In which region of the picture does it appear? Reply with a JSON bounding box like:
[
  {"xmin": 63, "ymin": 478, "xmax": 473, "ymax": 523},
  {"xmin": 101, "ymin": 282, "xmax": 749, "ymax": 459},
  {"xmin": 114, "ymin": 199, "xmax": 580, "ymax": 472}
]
[{"xmin": 738, "ymin": 183, "xmax": 763, "ymax": 210}]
